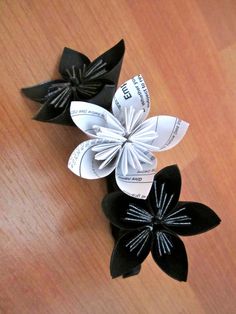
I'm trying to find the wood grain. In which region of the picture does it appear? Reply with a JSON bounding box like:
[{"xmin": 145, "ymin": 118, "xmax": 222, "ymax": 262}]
[{"xmin": 0, "ymin": 0, "xmax": 236, "ymax": 313}]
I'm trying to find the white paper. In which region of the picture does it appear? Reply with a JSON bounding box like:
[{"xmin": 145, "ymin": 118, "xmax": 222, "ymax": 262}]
[
  {"xmin": 112, "ymin": 74, "xmax": 150, "ymax": 122},
  {"xmin": 116, "ymin": 152, "xmax": 157, "ymax": 199},
  {"xmin": 68, "ymin": 139, "xmax": 118, "ymax": 179},
  {"xmin": 132, "ymin": 115, "xmax": 189, "ymax": 151},
  {"xmin": 70, "ymin": 101, "xmax": 123, "ymax": 137},
  {"xmin": 68, "ymin": 75, "xmax": 189, "ymax": 199}
]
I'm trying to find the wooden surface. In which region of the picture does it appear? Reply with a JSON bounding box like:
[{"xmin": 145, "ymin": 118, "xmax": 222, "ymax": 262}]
[{"xmin": 0, "ymin": 1, "xmax": 236, "ymax": 313}]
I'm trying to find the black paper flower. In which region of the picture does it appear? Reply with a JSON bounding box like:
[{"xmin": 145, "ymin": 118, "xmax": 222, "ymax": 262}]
[
  {"xmin": 21, "ymin": 40, "xmax": 125, "ymax": 125},
  {"xmin": 102, "ymin": 165, "xmax": 221, "ymax": 281}
]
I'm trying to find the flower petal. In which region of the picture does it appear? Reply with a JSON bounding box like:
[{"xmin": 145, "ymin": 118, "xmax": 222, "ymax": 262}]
[
  {"xmin": 129, "ymin": 117, "xmax": 159, "ymax": 151},
  {"xmin": 33, "ymin": 102, "xmax": 72, "ymax": 125},
  {"xmin": 151, "ymin": 230, "xmax": 188, "ymax": 281},
  {"xmin": 110, "ymin": 229, "xmax": 152, "ymax": 278},
  {"xmin": 148, "ymin": 165, "xmax": 181, "ymax": 216},
  {"xmin": 70, "ymin": 102, "xmax": 123, "ymax": 137},
  {"xmin": 21, "ymin": 80, "xmax": 64, "ymax": 103},
  {"xmin": 68, "ymin": 139, "xmax": 117, "ymax": 179},
  {"xmin": 141, "ymin": 116, "xmax": 189, "ymax": 151},
  {"xmin": 115, "ymin": 154, "xmax": 157, "ymax": 199},
  {"xmin": 165, "ymin": 202, "xmax": 221, "ymax": 236},
  {"xmin": 122, "ymin": 265, "xmax": 141, "ymax": 278},
  {"xmin": 112, "ymin": 75, "xmax": 150, "ymax": 122},
  {"xmin": 59, "ymin": 47, "xmax": 90, "ymax": 78},
  {"xmin": 88, "ymin": 83, "xmax": 116, "ymax": 110},
  {"xmin": 102, "ymin": 191, "xmax": 150, "ymax": 229},
  {"xmin": 90, "ymin": 39, "xmax": 125, "ymax": 83},
  {"xmin": 111, "ymin": 223, "xmax": 142, "ymax": 278}
]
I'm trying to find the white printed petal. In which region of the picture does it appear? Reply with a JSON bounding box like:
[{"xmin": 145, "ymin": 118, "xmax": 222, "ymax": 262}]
[
  {"xmin": 122, "ymin": 106, "xmax": 145, "ymax": 134},
  {"xmin": 112, "ymin": 75, "xmax": 150, "ymax": 121},
  {"xmin": 120, "ymin": 143, "xmax": 143, "ymax": 174},
  {"xmin": 95, "ymin": 126, "xmax": 126, "ymax": 142},
  {"xmin": 115, "ymin": 154, "xmax": 157, "ymax": 199},
  {"xmin": 128, "ymin": 144, "xmax": 143, "ymax": 171},
  {"xmin": 92, "ymin": 142, "xmax": 120, "ymax": 152},
  {"xmin": 68, "ymin": 139, "xmax": 116, "ymax": 179},
  {"xmin": 148, "ymin": 116, "xmax": 189, "ymax": 151},
  {"xmin": 95, "ymin": 144, "xmax": 121, "ymax": 161},
  {"xmin": 121, "ymin": 144, "xmax": 137, "ymax": 172},
  {"xmin": 130, "ymin": 130, "xmax": 158, "ymax": 143},
  {"xmin": 126, "ymin": 145, "xmax": 136, "ymax": 170},
  {"xmin": 104, "ymin": 112, "xmax": 125, "ymax": 133},
  {"xmin": 128, "ymin": 109, "xmax": 145, "ymax": 132},
  {"xmin": 124, "ymin": 107, "xmax": 134, "ymax": 132},
  {"xmin": 133, "ymin": 116, "xmax": 158, "ymax": 134},
  {"xmin": 70, "ymin": 102, "xmax": 122, "ymax": 137},
  {"xmin": 133, "ymin": 146, "xmax": 155, "ymax": 165},
  {"xmin": 98, "ymin": 145, "xmax": 121, "ymax": 170},
  {"xmin": 119, "ymin": 145, "xmax": 129, "ymax": 176},
  {"xmin": 131, "ymin": 116, "xmax": 159, "ymax": 145},
  {"xmin": 134, "ymin": 141, "xmax": 161, "ymax": 152},
  {"xmin": 133, "ymin": 116, "xmax": 189, "ymax": 151}
]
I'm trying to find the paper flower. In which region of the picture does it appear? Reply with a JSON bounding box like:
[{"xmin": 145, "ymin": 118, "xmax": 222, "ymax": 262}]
[
  {"xmin": 68, "ymin": 75, "xmax": 189, "ymax": 199},
  {"xmin": 21, "ymin": 40, "xmax": 125, "ymax": 125},
  {"xmin": 102, "ymin": 165, "xmax": 221, "ymax": 281}
]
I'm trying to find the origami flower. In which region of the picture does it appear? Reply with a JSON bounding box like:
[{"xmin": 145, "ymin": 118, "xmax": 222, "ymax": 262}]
[
  {"xmin": 102, "ymin": 165, "xmax": 221, "ymax": 281},
  {"xmin": 68, "ymin": 75, "xmax": 189, "ymax": 199},
  {"xmin": 21, "ymin": 40, "xmax": 125, "ymax": 125}
]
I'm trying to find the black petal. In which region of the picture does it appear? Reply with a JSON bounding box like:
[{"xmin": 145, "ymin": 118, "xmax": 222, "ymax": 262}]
[
  {"xmin": 33, "ymin": 100, "xmax": 73, "ymax": 125},
  {"xmin": 110, "ymin": 223, "xmax": 121, "ymax": 241},
  {"xmin": 110, "ymin": 224, "xmax": 142, "ymax": 278},
  {"xmin": 151, "ymin": 230, "xmax": 188, "ymax": 281},
  {"xmin": 102, "ymin": 191, "xmax": 150, "ymax": 230},
  {"xmin": 91, "ymin": 39, "xmax": 125, "ymax": 85},
  {"xmin": 110, "ymin": 229, "xmax": 152, "ymax": 278},
  {"xmin": 106, "ymin": 172, "xmax": 120, "ymax": 193},
  {"xmin": 148, "ymin": 165, "xmax": 181, "ymax": 217},
  {"xmin": 88, "ymin": 83, "xmax": 116, "ymax": 110},
  {"xmin": 33, "ymin": 83, "xmax": 117, "ymax": 125},
  {"xmin": 59, "ymin": 47, "xmax": 90, "ymax": 78},
  {"xmin": 122, "ymin": 265, "xmax": 141, "ymax": 278},
  {"xmin": 166, "ymin": 202, "xmax": 221, "ymax": 236},
  {"xmin": 21, "ymin": 80, "xmax": 64, "ymax": 103}
]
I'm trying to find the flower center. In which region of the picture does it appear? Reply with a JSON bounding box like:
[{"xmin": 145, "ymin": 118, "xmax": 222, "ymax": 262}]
[
  {"xmin": 46, "ymin": 59, "xmax": 107, "ymax": 108},
  {"xmin": 152, "ymin": 215, "xmax": 162, "ymax": 225},
  {"xmin": 65, "ymin": 59, "xmax": 107, "ymax": 97},
  {"xmin": 151, "ymin": 215, "xmax": 165, "ymax": 232}
]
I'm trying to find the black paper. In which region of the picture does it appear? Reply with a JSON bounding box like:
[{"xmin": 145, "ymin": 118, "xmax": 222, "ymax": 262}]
[
  {"xmin": 22, "ymin": 40, "xmax": 125, "ymax": 125},
  {"xmin": 106, "ymin": 173, "xmax": 142, "ymax": 278},
  {"xmin": 103, "ymin": 165, "xmax": 221, "ymax": 281}
]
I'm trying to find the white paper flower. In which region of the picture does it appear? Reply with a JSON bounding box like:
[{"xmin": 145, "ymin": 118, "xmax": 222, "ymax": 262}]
[{"xmin": 68, "ymin": 75, "xmax": 189, "ymax": 199}]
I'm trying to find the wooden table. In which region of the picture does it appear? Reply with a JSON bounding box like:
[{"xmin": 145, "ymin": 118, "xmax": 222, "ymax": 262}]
[{"xmin": 1, "ymin": 1, "xmax": 236, "ymax": 313}]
